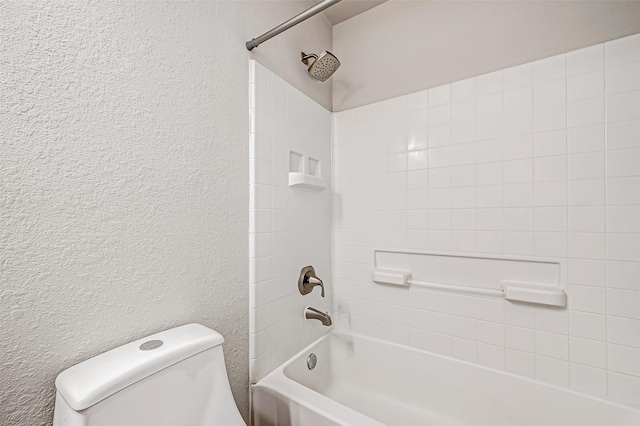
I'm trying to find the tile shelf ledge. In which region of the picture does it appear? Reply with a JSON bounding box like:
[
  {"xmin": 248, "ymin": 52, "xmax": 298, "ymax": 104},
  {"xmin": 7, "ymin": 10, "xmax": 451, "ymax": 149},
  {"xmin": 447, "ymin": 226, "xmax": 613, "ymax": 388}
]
[{"xmin": 288, "ymin": 172, "xmax": 326, "ymax": 190}]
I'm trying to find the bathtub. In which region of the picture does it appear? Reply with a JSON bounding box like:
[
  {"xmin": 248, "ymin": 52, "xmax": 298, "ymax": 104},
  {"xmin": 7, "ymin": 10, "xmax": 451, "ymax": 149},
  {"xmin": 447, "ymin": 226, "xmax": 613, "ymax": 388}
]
[{"xmin": 252, "ymin": 332, "xmax": 640, "ymax": 426}]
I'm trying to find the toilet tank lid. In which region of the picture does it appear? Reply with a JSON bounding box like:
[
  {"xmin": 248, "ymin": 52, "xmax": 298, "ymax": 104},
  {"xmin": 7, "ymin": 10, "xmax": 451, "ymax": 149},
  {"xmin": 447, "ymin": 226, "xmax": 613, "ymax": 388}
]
[{"xmin": 55, "ymin": 323, "xmax": 224, "ymax": 411}]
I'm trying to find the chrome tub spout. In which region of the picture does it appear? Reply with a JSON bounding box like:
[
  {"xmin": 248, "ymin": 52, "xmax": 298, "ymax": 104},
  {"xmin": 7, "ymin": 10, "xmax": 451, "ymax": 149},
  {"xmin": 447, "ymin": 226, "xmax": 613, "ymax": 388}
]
[{"xmin": 304, "ymin": 307, "xmax": 332, "ymax": 326}]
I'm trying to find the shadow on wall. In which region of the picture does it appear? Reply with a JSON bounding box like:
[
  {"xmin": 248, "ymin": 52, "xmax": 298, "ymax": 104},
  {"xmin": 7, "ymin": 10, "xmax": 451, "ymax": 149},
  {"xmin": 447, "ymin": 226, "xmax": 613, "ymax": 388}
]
[{"xmin": 332, "ymin": 79, "xmax": 364, "ymax": 112}]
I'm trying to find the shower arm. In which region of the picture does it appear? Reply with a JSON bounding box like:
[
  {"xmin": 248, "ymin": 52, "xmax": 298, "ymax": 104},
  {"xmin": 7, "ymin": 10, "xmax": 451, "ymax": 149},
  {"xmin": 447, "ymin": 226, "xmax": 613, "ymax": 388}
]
[
  {"xmin": 245, "ymin": 0, "xmax": 342, "ymax": 51},
  {"xmin": 301, "ymin": 53, "xmax": 318, "ymax": 65}
]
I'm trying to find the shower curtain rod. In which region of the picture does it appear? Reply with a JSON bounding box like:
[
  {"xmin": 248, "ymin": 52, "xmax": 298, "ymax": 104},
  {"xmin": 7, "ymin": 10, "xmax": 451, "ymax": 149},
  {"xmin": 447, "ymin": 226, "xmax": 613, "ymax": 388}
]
[{"xmin": 245, "ymin": 0, "xmax": 341, "ymax": 51}]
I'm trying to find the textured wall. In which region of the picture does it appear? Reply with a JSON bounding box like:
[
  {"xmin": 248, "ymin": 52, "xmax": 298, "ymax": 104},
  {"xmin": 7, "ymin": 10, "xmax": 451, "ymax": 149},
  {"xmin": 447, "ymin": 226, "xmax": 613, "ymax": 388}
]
[
  {"xmin": 333, "ymin": 1, "xmax": 640, "ymax": 111},
  {"xmin": 0, "ymin": 1, "xmax": 331, "ymax": 425}
]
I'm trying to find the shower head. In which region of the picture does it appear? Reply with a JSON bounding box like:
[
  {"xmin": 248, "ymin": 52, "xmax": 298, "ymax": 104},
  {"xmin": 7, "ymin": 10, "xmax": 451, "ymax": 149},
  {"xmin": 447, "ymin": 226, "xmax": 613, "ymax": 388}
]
[{"xmin": 301, "ymin": 51, "xmax": 340, "ymax": 82}]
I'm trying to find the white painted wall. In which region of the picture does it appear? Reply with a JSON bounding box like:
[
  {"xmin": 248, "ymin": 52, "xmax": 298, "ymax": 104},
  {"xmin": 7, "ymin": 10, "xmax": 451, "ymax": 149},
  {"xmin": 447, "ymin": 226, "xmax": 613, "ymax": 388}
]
[
  {"xmin": 333, "ymin": 0, "xmax": 640, "ymax": 111},
  {"xmin": 0, "ymin": 1, "xmax": 331, "ymax": 425},
  {"xmin": 332, "ymin": 33, "xmax": 640, "ymax": 407},
  {"xmin": 249, "ymin": 61, "xmax": 333, "ymax": 384}
]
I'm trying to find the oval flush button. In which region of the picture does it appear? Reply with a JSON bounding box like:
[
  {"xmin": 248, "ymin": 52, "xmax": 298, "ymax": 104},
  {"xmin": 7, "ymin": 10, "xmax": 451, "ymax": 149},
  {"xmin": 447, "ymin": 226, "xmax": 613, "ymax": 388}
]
[{"xmin": 139, "ymin": 340, "xmax": 163, "ymax": 351}]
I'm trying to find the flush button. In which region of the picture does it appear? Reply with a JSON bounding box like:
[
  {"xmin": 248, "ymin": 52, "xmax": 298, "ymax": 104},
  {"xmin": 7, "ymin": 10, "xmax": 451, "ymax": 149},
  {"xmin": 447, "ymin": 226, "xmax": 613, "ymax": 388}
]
[{"xmin": 139, "ymin": 340, "xmax": 163, "ymax": 351}]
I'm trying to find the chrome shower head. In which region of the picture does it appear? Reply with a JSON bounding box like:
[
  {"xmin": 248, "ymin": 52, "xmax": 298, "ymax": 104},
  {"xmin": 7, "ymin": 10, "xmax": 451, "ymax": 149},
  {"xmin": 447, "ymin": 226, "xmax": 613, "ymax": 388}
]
[{"xmin": 301, "ymin": 51, "xmax": 340, "ymax": 82}]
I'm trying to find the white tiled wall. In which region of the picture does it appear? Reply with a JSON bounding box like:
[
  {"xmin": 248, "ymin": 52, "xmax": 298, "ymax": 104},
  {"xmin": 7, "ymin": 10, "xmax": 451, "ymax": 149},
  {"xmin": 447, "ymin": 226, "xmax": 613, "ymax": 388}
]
[
  {"xmin": 332, "ymin": 33, "xmax": 640, "ymax": 407},
  {"xmin": 249, "ymin": 61, "xmax": 332, "ymax": 383}
]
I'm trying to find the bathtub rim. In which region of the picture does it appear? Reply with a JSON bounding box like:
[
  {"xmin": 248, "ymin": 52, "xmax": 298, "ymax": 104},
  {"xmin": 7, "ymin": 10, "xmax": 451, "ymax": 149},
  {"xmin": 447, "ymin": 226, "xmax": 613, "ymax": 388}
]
[
  {"xmin": 252, "ymin": 331, "xmax": 388, "ymax": 426},
  {"xmin": 253, "ymin": 330, "xmax": 640, "ymax": 424}
]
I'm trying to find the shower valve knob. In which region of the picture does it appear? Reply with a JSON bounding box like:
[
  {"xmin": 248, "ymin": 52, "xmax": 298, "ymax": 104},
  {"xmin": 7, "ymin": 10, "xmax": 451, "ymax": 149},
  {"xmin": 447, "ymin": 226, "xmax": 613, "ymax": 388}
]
[{"xmin": 298, "ymin": 266, "xmax": 325, "ymax": 297}]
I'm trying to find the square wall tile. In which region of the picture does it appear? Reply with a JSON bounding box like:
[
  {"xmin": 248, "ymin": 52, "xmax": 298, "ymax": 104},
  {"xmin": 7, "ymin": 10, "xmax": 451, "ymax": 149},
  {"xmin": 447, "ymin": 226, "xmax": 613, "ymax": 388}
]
[
  {"xmin": 534, "ymin": 102, "xmax": 567, "ymax": 132},
  {"xmin": 506, "ymin": 349, "xmax": 535, "ymax": 377},
  {"xmin": 534, "ymin": 156, "xmax": 567, "ymax": 182},
  {"xmin": 453, "ymin": 338, "xmax": 478, "ymax": 362},
  {"xmin": 568, "ymin": 152, "xmax": 605, "ymax": 180},
  {"xmin": 503, "ymin": 134, "xmax": 533, "ymax": 160},
  {"xmin": 568, "ymin": 233, "xmax": 606, "ymax": 260},
  {"xmin": 537, "ymin": 356, "xmax": 570, "ymax": 387},
  {"xmin": 567, "ymin": 124, "xmax": 604, "ymax": 154},
  {"xmin": 536, "ymin": 331, "xmax": 569, "ymax": 360},
  {"xmin": 478, "ymin": 343, "xmax": 505, "ymax": 369},
  {"xmin": 533, "ymin": 54, "xmax": 566, "ymax": 83},
  {"xmin": 503, "ymin": 232, "xmax": 534, "ymax": 255},
  {"xmin": 605, "ymin": 61, "xmax": 640, "ymax": 95},
  {"xmin": 567, "ymin": 44, "xmax": 603, "ymax": 76},
  {"xmin": 570, "ymin": 311, "xmax": 606, "ymax": 341},
  {"xmin": 568, "ymin": 179, "xmax": 605, "ymax": 206},
  {"xmin": 608, "ymin": 316, "xmax": 640, "ymax": 348},
  {"xmin": 607, "ymin": 234, "xmax": 640, "ymax": 262},
  {"xmin": 568, "ymin": 259, "xmax": 605, "ymax": 286},
  {"xmin": 503, "ymin": 63, "xmax": 532, "ymax": 90},
  {"xmin": 568, "ymin": 70, "xmax": 604, "ymax": 102},
  {"xmin": 476, "ymin": 71, "xmax": 502, "ymax": 96},
  {"xmin": 607, "ymin": 261, "xmax": 640, "ymax": 291},
  {"xmin": 605, "ymin": 33, "xmax": 640, "ymax": 68},
  {"xmin": 452, "ymin": 78, "xmax": 475, "ymax": 102},
  {"xmin": 607, "ymin": 177, "xmax": 640, "ymax": 205},
  {"xmin": 505, "ymin": 302, "xmax": 535, "ymax": 328},
  {"xmin": 505, "ymin": 325, "xmax": 535, "ymax": 352},
  {"xmin": 570, "ymin": 364, "xmax": 607, "ymax": 397},
  {"xmin": 606, "ymin": 91, "xmax": 640, "ymax": 122},
  {"xmin": 569, "ymin": 206, "xmax": 605, "ymax": 233},
  {"xmin": 569, "ymin": 285, "xmax": 606, "ymax": 314},
  {"xmin": 534, "ymin": 79, "xmax": 566, "ymax": 107},
  {"xmin": 607, "ymin": 289, "xmax": 640, "ymax": 319},
  {"xmin": 534, "ymin": 182, "xmax": 567, "ymax": 207},
  {"xmin": 608, "ymin": 344, "xmax": 640, "ymax": 377},
  {"xmin": 534, "ymin": 130, "xmax": 566, "ymax": 157},
  {"xmin": 534, "ymin": 207, "xmax": 567, "ymax": 232},
  {"xmin": 429, "ymin": 84, "xmax": 451, "ymax": 107},
  {"xmin": 568, "ymin": 97, "xmax": 604, "ymax": 128},
  {"xmin": 608, "ymin": 371, "xmax": 640, "ymax": 406},
  {"xmin": 606, "ymin": 148, "xmax": 640, "ymax": 178},
  {"xmin": 607, "ymin": 119, "xmax": 640, "ymax": 150}
]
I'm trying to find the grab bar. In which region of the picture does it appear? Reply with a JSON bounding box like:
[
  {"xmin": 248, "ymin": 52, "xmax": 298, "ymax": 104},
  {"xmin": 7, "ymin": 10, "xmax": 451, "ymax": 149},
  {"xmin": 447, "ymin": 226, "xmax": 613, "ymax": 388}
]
[
  {"xmin": 406, "ymin": 278, "xmax": 504, "ymax": 298},
  {"xmin": 372, "ymin": 269, "xmax": 566, "ymax": 307}
]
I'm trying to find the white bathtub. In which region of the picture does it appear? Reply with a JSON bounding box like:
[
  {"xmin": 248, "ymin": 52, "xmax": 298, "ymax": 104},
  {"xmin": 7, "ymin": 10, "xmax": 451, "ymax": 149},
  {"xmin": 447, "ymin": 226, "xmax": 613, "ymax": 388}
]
[{"xmin": 252, "ymin": 332, "xmax": 640, "ymax": 426}]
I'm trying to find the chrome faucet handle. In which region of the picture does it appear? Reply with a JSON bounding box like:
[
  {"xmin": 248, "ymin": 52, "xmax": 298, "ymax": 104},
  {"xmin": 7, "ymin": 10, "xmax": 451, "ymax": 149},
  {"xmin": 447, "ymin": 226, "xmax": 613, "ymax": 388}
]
[{"xmin": 298, "ymin": 266, "xmax": 325, "ymax": 297}]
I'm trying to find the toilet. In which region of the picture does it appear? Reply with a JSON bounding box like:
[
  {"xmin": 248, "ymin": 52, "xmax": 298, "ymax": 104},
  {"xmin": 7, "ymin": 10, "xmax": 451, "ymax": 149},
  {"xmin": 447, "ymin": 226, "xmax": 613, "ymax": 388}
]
[{"xmin": 52, "ymin": 323, "xmax": 245, "ymax": 426}]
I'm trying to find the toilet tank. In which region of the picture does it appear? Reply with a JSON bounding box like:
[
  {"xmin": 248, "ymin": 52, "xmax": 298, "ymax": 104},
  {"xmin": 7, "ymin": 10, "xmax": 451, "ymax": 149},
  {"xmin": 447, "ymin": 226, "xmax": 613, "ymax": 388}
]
[{"xmin": 53, "ymin": 323, "xmax": 245, "ymax": 426}]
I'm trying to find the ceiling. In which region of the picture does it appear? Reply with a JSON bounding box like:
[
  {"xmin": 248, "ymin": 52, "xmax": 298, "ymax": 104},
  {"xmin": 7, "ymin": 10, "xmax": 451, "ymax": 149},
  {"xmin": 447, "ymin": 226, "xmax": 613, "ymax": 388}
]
[{"xmin": 313, "ymin": 0, "xmax": 388, "ymax": 25}]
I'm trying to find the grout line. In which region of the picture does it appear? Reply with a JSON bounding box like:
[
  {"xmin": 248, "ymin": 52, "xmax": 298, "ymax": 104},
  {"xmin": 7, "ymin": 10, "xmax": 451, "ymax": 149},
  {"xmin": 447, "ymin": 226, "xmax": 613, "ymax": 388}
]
[
  {"xmin": 564, "ymin": 54, "xmax": 572, "ymax": 388},
  {"xmin": 603, "ymin": 47, "xmax": 609, "ymax": 397}
]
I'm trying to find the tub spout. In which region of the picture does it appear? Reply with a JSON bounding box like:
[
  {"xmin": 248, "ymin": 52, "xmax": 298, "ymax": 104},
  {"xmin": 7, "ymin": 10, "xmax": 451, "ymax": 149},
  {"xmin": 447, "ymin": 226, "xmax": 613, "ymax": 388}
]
[{"xmin": 305, "ymin": 306, "xmax": 332, "ymax": 326}]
